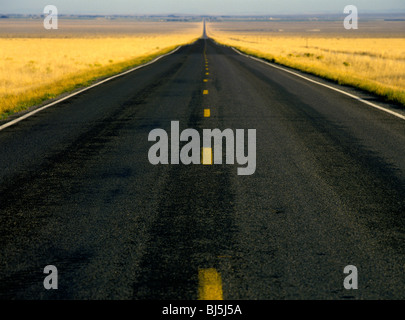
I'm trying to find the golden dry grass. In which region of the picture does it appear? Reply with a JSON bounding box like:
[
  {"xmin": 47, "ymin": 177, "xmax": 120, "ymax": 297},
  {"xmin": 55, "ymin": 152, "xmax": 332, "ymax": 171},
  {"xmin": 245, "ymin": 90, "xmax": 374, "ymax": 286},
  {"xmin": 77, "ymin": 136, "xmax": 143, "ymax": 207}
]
[
  {"xmin": 208, "ymin": 22, "xmax": 405, "ymax": 106},
  {"xmin": 0, "ymin": 20, "xmax": 202, "ymax": 118}
]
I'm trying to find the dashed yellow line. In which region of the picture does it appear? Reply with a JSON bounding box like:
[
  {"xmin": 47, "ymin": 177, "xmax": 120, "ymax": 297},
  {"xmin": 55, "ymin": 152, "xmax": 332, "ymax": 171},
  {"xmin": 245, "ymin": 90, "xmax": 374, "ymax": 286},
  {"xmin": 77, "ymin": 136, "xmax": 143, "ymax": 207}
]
[
  {"xmin": 203, "ymin": 79, "xmax": 208, "ymax": 82},
  {"xmin": 202, "ymin": 147, "xmax": 212, "ymax": 165},
  {"xmin": 204, "ymin": 109, "xmax": 210, "ymax": 117},
  {"xmin": 203, "ymin": 90, "xmax": 209, "ymax": 95},
  {"xmin": 198, "ymin": 268, "xmax": 223, "ymax": 300}
]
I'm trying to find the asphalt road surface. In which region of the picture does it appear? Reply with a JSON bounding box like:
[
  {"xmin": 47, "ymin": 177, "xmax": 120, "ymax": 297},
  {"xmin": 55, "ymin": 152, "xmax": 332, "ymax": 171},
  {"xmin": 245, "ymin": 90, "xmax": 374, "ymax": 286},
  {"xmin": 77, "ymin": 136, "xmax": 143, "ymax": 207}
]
[{"xmin": 0, "ymin": 36, "xmax": 404, "ymax": 300}]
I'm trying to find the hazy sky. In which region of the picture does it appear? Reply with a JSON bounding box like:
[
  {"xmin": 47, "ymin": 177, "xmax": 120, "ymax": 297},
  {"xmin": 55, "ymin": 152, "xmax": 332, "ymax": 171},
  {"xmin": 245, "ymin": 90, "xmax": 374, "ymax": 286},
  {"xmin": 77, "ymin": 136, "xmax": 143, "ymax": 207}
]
[{"xmin": 1, "ymin": 0, "xmax": 404, "ymax": 15}]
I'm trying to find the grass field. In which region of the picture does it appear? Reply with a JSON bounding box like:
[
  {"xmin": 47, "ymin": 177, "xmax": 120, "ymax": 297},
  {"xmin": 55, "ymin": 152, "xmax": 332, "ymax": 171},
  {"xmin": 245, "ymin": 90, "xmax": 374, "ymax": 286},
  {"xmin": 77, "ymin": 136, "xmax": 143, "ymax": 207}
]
[
  {"xmin": 208, "ymin": 20, "xmax": 405, "ymax": 107},
  {"xmin": 0, "ymin": 19, "xmax": 202, "ymax": 118}
]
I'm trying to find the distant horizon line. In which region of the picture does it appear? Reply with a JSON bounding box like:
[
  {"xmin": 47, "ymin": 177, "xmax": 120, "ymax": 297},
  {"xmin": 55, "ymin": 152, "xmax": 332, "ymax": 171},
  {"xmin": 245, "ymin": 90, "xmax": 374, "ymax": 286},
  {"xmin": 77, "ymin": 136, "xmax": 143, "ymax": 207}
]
[{"xmin": 2, "ymin": 12, "xmax": 405, "ymax": 17}]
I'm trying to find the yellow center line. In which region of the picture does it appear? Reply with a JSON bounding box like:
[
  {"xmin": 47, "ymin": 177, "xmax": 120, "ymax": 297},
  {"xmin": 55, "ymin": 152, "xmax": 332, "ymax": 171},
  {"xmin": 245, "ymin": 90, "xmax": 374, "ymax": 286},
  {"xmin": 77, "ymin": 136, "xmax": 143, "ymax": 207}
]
[
  {"xmin": 201, "ymin": 147, "xmax": 212, "ymax": 165},
  {"xmin": 204, "ymin": 108, "xmax": 210, "ymax": 117},
  {"xmin": 203, "ymin": 79, "xmax": 208, "ymax": 82},
  {"xmin": 198, "ymin": 268, "xmax": 223, "ymax": 300},
  {"xmin": 203, "ymin": 90, "xmax": 209, "ymax": 95}
]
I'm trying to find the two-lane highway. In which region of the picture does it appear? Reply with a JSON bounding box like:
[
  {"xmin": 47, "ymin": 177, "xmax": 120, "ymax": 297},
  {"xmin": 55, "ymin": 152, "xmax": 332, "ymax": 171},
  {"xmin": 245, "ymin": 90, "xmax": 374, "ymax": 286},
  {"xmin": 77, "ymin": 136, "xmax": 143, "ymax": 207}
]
[{"xmin": 0, "ymin": 37, "xmax": 404, "ymax": 299}]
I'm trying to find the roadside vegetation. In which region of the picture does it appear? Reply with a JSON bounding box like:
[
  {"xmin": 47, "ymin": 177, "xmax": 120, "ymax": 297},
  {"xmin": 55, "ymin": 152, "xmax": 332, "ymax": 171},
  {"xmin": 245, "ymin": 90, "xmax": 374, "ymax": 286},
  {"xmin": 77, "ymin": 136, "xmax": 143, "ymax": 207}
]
[
  {"xmin": 208, "ymin": 23, "xmax": 405, "ymax": 107},
  {"xmin": 0, "ymin": 21, "xmax": 201, "ymax": 119}
]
